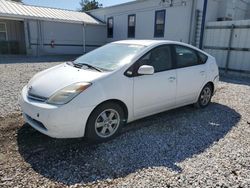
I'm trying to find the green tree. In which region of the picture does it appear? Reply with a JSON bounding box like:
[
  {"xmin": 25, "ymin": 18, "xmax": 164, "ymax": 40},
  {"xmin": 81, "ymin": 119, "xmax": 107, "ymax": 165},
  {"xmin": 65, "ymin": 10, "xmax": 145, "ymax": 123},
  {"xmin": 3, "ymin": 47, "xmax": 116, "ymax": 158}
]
[{"xmin": 79, "ymin": 0, "xmax": 102, "ymax": 11}]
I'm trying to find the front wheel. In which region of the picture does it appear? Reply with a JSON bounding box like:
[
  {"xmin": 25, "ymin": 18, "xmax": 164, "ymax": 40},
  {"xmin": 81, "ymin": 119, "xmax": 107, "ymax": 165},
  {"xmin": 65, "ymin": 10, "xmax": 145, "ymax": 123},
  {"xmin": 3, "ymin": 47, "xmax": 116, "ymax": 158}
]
[
  {"xmin": 85, "ymin": 102, "xmax": 125, "ymax": 143},
  {"xmin": 195, "ymin": 84, "xmax": 213, "ymax": 108}
]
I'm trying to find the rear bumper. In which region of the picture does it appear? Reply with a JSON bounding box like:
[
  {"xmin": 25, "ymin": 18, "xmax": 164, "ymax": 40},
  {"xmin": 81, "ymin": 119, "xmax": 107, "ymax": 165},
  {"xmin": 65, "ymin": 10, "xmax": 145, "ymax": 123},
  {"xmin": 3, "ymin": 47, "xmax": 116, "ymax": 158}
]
[
  {"xmin": 213, "ymin": 75, "xmax": 220, "ymax": 95},
  {"xmin": 20, "ymin": 86, "xmax": 95, "ymax": 138}
]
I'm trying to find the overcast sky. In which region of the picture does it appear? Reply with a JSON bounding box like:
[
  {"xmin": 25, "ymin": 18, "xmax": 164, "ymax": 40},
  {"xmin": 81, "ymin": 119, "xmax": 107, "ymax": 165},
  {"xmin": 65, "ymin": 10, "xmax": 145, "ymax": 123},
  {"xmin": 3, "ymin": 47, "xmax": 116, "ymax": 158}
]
[{"xmin": 23, "ymin": 0, "xmax": 133, "ymax": 10}]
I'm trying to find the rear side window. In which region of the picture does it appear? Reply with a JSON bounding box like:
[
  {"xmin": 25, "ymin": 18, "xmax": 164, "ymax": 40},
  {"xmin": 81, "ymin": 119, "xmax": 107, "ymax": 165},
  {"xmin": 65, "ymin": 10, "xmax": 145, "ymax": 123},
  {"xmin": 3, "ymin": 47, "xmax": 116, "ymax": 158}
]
[
  {"xmin": 137, "ymin": 45, "xmax": 172, "ymax": 73},
  {"xmin": 175, "ymin": 45, "xmax": 200, "ymax": 68},
  {"xmin": 198, "ymin": 51, "xmax": 208, "ymax": 64}
]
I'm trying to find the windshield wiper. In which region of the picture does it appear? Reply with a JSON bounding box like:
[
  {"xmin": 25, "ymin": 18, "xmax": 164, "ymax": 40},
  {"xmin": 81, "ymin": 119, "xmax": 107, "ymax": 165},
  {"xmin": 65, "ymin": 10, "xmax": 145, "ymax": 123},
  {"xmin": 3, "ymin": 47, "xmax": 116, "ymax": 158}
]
[
  {"xmin": 72, "ymin": 62, "xmax": 103, "ymax": 72},
  {"xmin": 81, "ymin": 63, "xmax": 103, "ymax": 72}
]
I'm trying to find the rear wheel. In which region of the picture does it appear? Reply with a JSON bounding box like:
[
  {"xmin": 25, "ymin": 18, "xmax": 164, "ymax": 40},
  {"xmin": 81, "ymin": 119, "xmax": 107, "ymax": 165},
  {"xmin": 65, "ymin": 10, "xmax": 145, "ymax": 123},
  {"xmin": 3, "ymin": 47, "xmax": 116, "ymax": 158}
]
[
  {"xmin": 85, "ymin": 102, "xmax": 125, "ymax": 143},
  {"xmin": 195, "ymin": 84, "xmax": 213, "ymax": 108}
]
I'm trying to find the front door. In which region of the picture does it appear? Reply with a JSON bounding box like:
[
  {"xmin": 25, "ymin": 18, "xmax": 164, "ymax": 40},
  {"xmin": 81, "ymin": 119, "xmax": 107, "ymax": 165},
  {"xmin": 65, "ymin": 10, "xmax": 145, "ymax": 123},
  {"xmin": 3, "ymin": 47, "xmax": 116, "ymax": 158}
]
[{"xmin": 132, "ymin": 45, "xmax": 177, "ymax": 117}]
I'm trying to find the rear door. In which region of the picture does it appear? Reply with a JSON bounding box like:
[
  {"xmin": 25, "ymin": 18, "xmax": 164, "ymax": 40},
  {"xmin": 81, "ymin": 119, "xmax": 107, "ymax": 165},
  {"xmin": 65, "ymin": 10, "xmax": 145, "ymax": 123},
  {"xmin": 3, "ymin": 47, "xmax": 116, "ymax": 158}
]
[{"xmin": 173, "ymin": 45, "xmax": 207, "ymax": 105}]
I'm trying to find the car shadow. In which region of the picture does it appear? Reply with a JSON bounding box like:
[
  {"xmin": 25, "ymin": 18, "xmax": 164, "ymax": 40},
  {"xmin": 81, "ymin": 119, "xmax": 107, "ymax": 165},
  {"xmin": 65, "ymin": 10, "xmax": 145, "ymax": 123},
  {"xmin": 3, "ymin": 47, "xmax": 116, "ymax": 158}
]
[{"xmin": 17, "ymin": 102, "xmax": 241, "ymax": 185}]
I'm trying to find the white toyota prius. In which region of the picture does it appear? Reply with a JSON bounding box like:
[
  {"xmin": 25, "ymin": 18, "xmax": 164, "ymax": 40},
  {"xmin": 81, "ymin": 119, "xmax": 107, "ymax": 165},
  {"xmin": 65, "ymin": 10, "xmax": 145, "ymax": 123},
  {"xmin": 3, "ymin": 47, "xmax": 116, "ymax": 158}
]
[{"xmin": 20, "ymin": 40, "xmax": 219, "ymax": 142}]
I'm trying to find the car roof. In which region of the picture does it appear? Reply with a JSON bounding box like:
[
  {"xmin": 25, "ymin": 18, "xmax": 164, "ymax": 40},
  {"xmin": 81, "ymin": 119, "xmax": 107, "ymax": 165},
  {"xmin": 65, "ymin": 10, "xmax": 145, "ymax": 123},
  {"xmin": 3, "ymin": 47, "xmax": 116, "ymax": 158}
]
[
  {"xmin": 114, "ymin": 40, "xmax": 212, "ymax": 57},
  {"xmin": 114, "ymin": 40, "xmax": 170, "ymax": 46}
]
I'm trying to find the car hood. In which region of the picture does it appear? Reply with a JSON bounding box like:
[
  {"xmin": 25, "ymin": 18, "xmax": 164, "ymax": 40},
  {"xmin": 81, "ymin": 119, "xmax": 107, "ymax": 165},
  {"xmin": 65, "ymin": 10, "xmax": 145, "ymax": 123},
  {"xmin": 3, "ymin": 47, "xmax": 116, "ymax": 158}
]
[{"xmin": 27, "ymin": 63, "xmax": 107, "ymax": 98}]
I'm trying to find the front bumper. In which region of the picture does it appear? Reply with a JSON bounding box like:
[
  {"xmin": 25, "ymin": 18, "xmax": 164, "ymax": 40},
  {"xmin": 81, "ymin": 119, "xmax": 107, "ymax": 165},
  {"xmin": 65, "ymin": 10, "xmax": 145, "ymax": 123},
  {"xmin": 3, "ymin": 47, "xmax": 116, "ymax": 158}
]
[{"xmin": 20, "ymin": 86, "xmax": 95, "ymax": 138}]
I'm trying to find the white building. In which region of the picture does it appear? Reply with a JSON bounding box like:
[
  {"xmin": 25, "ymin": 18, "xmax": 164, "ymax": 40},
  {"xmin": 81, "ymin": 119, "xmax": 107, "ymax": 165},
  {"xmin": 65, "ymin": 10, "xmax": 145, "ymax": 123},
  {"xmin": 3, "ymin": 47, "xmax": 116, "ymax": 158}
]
[
  {"xmin": 90, "ymin": 0, "xmax": 250, "ymax": 47},
  {"xmin": 0, "ymin": 0, "xmax": 249, "ymax": 56},
  {"xmin": 217, "ymin": 0, "xmax": 250, "ymax": 20},
  {"xmin": 0, "ymin": 0, "xmax": 106, "ymax": 56}
]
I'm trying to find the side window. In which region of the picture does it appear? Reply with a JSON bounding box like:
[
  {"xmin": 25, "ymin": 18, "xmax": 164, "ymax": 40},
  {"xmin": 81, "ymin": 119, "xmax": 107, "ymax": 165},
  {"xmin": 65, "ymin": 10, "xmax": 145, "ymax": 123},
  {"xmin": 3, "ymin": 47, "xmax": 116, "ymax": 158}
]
[
  {"xmin": 137, "ymin": 45, "xmax": 172, "ymax": 73},
  {"xmin": 175, "ymin": 45, "xmax": 200, "ymax": 68},
  {"xmin": 107, "ymin": 17, "xmax": 113, "ymax": 38},
  {"xmin": 198, "ymin": 51, "xmax": 208, "ymax": 64}
]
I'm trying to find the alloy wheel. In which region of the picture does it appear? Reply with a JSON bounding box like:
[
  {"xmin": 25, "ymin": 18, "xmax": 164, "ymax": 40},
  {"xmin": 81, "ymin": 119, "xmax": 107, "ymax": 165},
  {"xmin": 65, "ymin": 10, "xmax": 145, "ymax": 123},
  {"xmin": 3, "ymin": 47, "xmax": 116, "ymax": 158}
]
[
  {"xmin": 95, "ymin": 109, "xmax": 120, "ymax": 138},
  {"xmin": 200, "ymin": 87, "xmax": 212, "ymax": 106}
]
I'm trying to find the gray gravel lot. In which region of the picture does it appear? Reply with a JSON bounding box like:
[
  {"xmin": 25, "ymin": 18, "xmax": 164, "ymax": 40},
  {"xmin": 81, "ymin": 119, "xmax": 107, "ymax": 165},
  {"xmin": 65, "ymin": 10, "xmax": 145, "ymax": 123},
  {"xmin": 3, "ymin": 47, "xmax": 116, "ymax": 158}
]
[
  {"xmin": 0, "ymin": 58, "xmax": 250, "ymax": 187},
  {"xmin": 0, "ymin": 57, "xmax": 68, "ymax": 117}
]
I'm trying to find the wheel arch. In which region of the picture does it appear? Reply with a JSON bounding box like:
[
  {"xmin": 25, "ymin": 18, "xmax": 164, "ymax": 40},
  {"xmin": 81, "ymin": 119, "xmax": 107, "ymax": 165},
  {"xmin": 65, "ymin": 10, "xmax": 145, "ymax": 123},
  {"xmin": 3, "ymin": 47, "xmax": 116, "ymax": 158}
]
[
  {"xmin": 196, "ymin": 81, "xmax": 215, "ymax": 103},
  {"xmin": 87, "ymin": 99, "xmax": 129, "ymax": 125},
  {"xmin": 84, "ymin": 99, "xmax": 129, "ymax": 140},
  {"xmin": 206, "ymin": 81, "xmax": 215, "ymax": 95}
]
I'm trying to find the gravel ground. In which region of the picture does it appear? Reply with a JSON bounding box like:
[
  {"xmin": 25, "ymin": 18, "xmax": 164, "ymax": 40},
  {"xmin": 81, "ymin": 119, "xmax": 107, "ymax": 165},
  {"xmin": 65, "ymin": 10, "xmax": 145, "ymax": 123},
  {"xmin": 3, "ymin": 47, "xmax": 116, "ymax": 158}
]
[
  {"xmin": 0, "ymin": 58, "xmax": 250, "ymax": 187},
  {"xmin": 0, "ymin": 57, "xmax": 69, "ymax": 118}
]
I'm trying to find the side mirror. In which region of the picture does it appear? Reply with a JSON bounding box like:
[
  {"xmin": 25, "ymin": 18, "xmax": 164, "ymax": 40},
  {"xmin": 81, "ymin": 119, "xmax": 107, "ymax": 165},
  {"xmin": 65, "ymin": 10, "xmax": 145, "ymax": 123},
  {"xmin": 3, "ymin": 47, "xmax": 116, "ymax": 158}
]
[{"xmin": 137, "ymin": 65, "xmax": 154, "ymax": 75}]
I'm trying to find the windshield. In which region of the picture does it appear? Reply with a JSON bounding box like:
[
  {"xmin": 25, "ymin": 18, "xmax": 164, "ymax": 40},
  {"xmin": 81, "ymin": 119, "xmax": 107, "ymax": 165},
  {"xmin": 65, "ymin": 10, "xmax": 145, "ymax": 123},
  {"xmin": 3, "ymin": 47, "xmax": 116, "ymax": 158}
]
[{"xmin": 74, "ymin": 43, "xmax": 146, "ymax": 71}]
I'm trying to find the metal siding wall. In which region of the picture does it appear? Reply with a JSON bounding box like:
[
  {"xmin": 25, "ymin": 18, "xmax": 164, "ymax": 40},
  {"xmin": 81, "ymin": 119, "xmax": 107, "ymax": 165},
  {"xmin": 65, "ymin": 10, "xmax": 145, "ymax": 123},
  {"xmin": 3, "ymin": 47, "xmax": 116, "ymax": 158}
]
[
  {"xmin": 0, "ymin": 19, "xmax": 26, "ymax": 54},
  {"xmin": 43, "ymin": 21, "xmax": 83, "ymax": 45},
  {"xmin": 90, "ymin": 0, "xmax": 193, "ymax": 43},
  {"xmin": 0, "ymin": 19, "xmax": 19, "ymax": 41},
  {"xmin": 204, "ymin": 20, "xmax": 250, "ymax": 73},
  {"xmin": 232, "ymin": 28, "xmax": 250, "ymax": 48},
  {"xmin": 85, "ymin": 24, "xmax": 106, "ymax": 47},
  {"xmin": 28, "ymin": 20, "xmax": 106, "ymax": 55},
  {"xmin": 28, "ymin": 20, "xmax": 40, "ymax": 55},
  {"xmin": 42, "ymin": 21, "xmax": 84, "ymax": 55},
  {"xmin": 205, "ymin": 28, "xmax": 231, "ymax": 48},
  {"xmin": 164, "ymin": 3, "xmax": 192, "ymax": 43},
  {"xmin": 134, "ymin": 10, "xmax": 155, "ymax": 40},
  {"xmin": 28, "ymin": 20, "xmax": 38, "ymax": 45}
]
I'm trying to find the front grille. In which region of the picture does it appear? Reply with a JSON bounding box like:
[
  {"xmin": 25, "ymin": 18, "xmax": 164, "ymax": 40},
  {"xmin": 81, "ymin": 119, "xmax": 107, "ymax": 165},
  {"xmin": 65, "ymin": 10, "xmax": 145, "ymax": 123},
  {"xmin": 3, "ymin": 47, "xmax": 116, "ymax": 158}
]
[
  {"xmin": 28, "ymin": 93, "xmax": 48, "ymax": 102},
  {"xmin": 26, "ymin": 114, "xmax": 47, "ymax": 131}
]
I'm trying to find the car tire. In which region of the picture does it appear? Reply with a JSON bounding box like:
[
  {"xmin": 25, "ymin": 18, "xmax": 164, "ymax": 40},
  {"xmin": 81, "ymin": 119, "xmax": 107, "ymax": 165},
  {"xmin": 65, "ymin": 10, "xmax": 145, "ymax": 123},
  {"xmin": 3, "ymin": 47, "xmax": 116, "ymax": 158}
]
[
  {"xmin": 85, "ymin": 102, "xmax": 125, "ymax": 143},
  {"xmin": 194, "ymin": 84, "xmax": 213, "ymax": 109}
]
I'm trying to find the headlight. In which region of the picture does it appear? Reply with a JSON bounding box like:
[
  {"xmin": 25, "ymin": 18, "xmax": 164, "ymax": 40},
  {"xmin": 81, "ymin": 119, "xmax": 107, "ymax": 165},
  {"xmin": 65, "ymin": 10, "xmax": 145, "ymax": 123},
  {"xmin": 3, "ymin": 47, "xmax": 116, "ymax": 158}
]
[{"xmin": 47, "ymin": 82, "xmax": 91, "ymax": 105}]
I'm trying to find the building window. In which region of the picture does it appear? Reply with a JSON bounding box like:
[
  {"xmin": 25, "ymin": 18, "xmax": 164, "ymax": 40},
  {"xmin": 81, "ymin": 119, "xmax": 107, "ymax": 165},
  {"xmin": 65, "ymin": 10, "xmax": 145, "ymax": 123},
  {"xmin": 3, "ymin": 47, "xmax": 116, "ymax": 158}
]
[
  {"xmin": 154, "ymin": 10, "xmax": 166, "ymax": 38},
  {"xmin": 107, "ymin": 17, "xmax": 113, "ymax": 38},
  {"xmin": 128, "ymin": 14, "xmax": 136, "ymax": 38},
  {"xmin": 0, "ymin": 23, "xmax": 7, "ymax": 41}
]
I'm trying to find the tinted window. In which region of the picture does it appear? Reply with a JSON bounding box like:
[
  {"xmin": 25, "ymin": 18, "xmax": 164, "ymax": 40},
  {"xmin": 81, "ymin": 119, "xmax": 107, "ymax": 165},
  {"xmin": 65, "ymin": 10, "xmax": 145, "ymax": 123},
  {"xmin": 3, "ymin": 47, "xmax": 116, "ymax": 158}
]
[
  {"xmin": 128, "ymin": 15, "xmax": 136, "ymax": 38},
  {"xmin": 107, "ymin": 17, "xmax": 113, "ymax": 38},
  {"xmin": 198, "ymin": 51, "xmax": 208, "ymax": 64},
  {"xmin": 175, "ymin": 45, "xmax": 200, "ymax": 68},
  {"xmin": 154, "ymin": 10, "xmax": 166, "ymax": 38},
  {"xmin": 137, "ymin": 45, "xmax": 172, "ymax": 73}
]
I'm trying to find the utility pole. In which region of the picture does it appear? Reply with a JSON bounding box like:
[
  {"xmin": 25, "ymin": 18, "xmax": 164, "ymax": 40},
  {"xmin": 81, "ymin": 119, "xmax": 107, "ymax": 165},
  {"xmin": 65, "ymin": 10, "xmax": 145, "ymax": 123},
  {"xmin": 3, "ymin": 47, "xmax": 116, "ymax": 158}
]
[{"xmin": 199, "ymin": 0, "xmax": 208, "ymax": 49}]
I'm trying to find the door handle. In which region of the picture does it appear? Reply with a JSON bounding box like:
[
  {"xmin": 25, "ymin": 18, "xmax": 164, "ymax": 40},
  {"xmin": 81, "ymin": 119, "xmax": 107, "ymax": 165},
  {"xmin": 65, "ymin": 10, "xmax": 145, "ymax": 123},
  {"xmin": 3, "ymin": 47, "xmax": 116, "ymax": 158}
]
[
  {"xmin": 200, "ymin": 71, "xmax": 205, "ymax": 75},
  {"xmin": 168, "ymin": 77, "xmax": 176, "ymax": 82}
]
